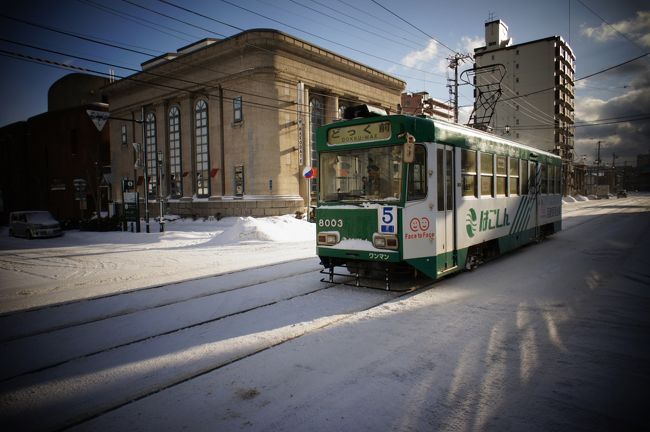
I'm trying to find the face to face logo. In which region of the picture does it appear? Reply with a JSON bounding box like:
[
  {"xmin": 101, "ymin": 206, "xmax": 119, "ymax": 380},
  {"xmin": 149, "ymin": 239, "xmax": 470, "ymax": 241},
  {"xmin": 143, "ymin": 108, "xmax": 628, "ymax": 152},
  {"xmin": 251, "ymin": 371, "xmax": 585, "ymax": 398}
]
[{"xmin": 466, "ymin": 208, "xmax": 477, "ymax": 238}]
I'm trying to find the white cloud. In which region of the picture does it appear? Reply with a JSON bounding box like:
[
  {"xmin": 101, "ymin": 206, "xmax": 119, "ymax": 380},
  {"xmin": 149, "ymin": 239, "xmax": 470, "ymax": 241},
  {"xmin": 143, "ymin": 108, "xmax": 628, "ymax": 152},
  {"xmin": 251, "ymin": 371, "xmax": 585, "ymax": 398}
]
[
  {"xmin": 460, "ymin": 35, "xmax": 484, "ymax": 54},
  {"xmin": 401, "ymin": 39, "xmax": 440, "ymax": 68},
  {"xmin": 581, "ymin": 10, "xmax": 650, "ymax": 47}
]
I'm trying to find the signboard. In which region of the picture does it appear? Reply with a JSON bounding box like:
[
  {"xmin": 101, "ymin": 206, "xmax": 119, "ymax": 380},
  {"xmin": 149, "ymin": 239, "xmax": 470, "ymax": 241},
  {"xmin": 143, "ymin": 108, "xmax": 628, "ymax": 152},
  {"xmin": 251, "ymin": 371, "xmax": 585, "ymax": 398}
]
[
  {"xmin": 378, "ymin": 206, "xmax": 397, "ymax": 234},
  {"xmin": 124, "ymin": 192, "xmax": 139, "ymax": 222},
  {"xmin": 73, "ymin": 178, "xmax": 87, "ymax": 201},
  {"xmin": 327, "ymin": 121, "xmax": 391, "ymax": 145},
  {"xmin": 122, "ymin": 179, "xmax": 135, "ymax": 192}
]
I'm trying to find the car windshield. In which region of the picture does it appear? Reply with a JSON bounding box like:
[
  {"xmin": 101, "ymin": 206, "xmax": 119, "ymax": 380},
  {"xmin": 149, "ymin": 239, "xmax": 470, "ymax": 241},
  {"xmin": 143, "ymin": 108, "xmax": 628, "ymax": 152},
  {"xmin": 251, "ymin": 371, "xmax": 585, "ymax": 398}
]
[
  {"xmin": 319, "ymin": 145, "xmax": 403, "ymax": 203},
  {"xmin": 26, "ymin": 212, "xmax": 57, "ymax": 224}
]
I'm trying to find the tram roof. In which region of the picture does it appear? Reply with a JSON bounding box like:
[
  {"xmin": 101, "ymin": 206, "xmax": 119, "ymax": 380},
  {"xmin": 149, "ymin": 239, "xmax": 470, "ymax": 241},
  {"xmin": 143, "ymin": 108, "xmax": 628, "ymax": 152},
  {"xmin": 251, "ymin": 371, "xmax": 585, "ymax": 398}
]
[{"xmin": 317, "ymin": 114, "xmax": 561, "ymax": 164}]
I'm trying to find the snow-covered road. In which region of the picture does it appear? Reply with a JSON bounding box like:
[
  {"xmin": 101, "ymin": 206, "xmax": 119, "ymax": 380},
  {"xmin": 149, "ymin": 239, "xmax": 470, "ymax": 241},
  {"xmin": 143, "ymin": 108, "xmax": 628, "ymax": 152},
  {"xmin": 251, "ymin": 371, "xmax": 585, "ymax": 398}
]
[{"xmin": 1, "ymin": 198, "xmax": 649, "ymax": 431}]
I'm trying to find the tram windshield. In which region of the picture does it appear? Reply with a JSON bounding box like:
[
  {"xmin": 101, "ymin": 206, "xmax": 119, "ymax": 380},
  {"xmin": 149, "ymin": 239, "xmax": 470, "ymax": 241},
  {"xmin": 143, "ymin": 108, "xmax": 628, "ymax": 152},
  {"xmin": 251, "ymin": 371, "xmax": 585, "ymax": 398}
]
[{"xmin": 319, "ymin": 145, "xmax": 403, "ymax": 203}]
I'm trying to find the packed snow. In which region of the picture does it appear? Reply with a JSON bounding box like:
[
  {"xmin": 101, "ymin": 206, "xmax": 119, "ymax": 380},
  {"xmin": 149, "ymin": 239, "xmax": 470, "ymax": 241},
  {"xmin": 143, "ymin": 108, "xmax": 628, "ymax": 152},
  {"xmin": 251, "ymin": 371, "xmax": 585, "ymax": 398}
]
[
  {"xmin": 0, "ymin": 215, "xmax": 315, "ymax": 314},
  {"xmin": 1, "ymin": 195, "xmax": 649, "ymax": 431}
]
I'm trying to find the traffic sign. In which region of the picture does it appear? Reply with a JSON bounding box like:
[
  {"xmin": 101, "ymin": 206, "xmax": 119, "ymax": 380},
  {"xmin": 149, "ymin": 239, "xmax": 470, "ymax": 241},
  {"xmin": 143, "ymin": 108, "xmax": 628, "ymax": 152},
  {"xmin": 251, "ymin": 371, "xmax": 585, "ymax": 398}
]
[{"xmin": 86, "ymin": 110, "xmax": 109, "ymax": 132}]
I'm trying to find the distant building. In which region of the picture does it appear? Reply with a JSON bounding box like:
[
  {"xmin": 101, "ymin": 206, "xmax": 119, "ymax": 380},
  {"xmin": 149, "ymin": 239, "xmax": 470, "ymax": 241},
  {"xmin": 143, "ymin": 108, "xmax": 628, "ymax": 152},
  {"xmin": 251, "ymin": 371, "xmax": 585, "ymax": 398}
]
[
  {"xmin": 637, "ymin": 153, "xmax": 650, "ymax": 191},
  {"xmin": 0, "ymin": 74, "xmax": 110, "ymax": 224},
  {"xmin": 400, "ymin": 92, "xmax": 453, "ymax": 121},
  {"xmin": 104, "ymin": 29, "xmax": 405, "ymax": 218},
  {"xmin": 473, "ymin": 20, "xmax": 576, "ymax": 194}
]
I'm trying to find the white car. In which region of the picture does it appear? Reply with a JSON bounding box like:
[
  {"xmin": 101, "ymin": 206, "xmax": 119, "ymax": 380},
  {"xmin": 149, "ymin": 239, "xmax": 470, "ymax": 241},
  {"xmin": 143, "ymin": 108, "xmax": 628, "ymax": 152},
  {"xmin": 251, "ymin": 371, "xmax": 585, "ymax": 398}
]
[{"xmin": 9, "ymin": 211, "xmax": 63, "ymax": 239}]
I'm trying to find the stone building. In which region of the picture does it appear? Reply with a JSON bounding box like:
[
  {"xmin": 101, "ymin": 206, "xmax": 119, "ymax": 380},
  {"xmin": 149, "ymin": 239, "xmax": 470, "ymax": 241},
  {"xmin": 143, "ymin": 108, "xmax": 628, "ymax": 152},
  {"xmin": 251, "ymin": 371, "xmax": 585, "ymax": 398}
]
[
  {"xmin": 0, "ymin": 73, "xmax": 110, "ymax": 224},
  {"xmin": 105, "ymin": 29, "xmax": 405, "ymax": 218}
]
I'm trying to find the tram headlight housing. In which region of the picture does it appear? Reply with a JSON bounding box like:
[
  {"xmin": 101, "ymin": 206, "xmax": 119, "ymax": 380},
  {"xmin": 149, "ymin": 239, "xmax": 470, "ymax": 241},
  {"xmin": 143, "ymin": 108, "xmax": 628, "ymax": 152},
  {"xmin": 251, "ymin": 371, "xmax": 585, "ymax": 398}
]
[
  {"xmin": 372, "ymin": 233, "xmax": 398, "ymax": 250},
  {"xmin": 317, "ymin": 231, "xmax": 340, "ymax": 246}
]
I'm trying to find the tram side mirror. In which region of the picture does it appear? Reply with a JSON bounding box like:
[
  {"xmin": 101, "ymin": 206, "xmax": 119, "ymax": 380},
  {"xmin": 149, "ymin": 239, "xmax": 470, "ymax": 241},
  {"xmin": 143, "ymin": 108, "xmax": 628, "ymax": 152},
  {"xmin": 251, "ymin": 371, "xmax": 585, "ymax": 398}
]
[{"xmin": 403, "ymin": 135, "xmax": 415, "ymax": 163}]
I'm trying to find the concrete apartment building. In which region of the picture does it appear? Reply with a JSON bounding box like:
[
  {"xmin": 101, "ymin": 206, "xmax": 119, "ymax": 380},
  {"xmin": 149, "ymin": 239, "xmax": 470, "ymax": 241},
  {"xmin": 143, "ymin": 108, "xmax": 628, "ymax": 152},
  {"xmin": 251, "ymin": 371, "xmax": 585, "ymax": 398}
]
[
  {"xmin": 105, "ymin": 29, "xmax": 405, "ymax": 218},
  {"xmin": 473, "ymin": 20, "xmax": 576, "ymax": 193}
]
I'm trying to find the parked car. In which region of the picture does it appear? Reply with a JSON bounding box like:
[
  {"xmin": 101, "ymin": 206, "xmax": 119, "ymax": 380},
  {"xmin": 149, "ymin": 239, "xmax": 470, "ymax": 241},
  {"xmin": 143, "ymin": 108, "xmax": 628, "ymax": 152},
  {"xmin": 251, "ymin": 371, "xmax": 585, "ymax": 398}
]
[
  {"xmin": 617, "ymin": 190, "xmax": 628, "ymax": 198},
  {"xmin": 9, "ymin": 211, "xmax": 63, "ymax": 239}
]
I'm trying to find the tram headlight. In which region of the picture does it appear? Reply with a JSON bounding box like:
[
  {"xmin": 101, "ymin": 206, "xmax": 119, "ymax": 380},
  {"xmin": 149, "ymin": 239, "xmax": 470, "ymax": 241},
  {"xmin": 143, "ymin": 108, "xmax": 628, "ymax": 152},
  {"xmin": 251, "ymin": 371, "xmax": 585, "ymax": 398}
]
[
  {"xmin": 373, "ymin": 233, "xmax": 398, "ymax": 250},
  {"xmin": 317, "ymin": 231, "xmax": 340, "ymax": 246}
]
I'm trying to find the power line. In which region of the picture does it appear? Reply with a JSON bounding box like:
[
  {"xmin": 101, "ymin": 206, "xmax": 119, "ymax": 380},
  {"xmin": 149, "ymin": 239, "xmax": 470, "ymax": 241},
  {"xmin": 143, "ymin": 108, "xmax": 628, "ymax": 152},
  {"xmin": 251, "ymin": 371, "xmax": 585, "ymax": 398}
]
[
  {"xmin": 368, "ymin": 0, "xmax": 458, "ymax": 55},
  {"xmin": 0, "ymin": 13, "xmax": 396, "ymax": 113},
  {"xmin": 576, "ymin": 0, "xmax": 646, "ymax": 53},
  {"xmin": 78, "ymin": 0, "xmax": 200, "ymax": 43},
  {"xmin": 460, "ymin": 52, "xmax": 650, "ymax": 108},
  {"xmin": 160, "ymin": 0, "xmax": 442, "ymax": 76}
]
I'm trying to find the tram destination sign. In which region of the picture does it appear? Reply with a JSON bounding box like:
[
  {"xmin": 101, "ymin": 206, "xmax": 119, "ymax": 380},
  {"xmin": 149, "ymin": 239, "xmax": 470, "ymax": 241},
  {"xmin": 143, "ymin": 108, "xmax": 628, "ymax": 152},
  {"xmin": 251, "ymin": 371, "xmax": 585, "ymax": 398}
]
[{"xmin": 327, "ymin": 121, "xmax": 391, "ymax": 145}]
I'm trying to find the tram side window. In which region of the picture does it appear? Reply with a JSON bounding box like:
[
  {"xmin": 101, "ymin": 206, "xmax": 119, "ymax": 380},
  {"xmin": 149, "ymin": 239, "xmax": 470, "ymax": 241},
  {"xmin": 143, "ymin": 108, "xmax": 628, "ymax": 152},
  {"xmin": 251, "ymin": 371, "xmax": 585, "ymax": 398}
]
[
  {"xmin": 496, "ymin": 155, "xmax": 507, "ymax": 196},
  {"xmin": 480, "ymin": 152, "xmax": 494, "ymax": 197},
  {"xmin": 461, "ymin": 149, "xmax": 477, "ymax": 198},
  {"xmin": 521, "ymin": 160, "xmax": 529, "ymax": 195},
  {"xmin": 555, "ymin": 164, "xmax": 561, "ymax": 194},
  {"xmin": 529, "ymin": 162, "xmax": 536, "ymax": 193},
  {"xmin": 549, "ymin": 165, "xmax": 555, "ymax": 194},
  {"xmin": 509, "ymin": 157, "xmax": 520, "ymax": 195},
  {"xmin": 540, "ymin": 164, "xmax": 548, "ymax": 193},
  {"xmin": 407, "ymin": 145, "xmax": 427, "ymax": 201}
]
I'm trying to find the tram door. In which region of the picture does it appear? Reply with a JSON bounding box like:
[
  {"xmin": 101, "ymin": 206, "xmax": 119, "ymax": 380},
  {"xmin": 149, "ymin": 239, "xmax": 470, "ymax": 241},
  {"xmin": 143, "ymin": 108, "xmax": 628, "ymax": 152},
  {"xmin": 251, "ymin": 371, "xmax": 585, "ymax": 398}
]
[{"xmin": 435, "ymin": 144, "xmax": 456, "ymax": 271}]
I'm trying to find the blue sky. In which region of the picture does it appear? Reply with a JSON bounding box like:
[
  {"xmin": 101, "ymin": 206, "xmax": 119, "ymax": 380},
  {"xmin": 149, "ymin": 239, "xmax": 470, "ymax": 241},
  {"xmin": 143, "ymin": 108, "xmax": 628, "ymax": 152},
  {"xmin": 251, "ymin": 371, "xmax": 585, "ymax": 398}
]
[{"xmin": 1, "ymin": 0, "xmax": 648, "ymax": 164}]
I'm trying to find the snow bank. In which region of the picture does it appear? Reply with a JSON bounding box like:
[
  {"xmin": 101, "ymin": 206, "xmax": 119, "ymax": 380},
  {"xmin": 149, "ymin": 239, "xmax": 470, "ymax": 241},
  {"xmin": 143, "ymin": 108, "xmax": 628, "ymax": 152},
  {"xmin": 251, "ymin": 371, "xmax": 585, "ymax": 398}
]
[
  {"xmin": 563, "ymin": 196, "xmax": 577, "ymax": 203},
  {"xmin": 574, "ymin": 195, "xmax": 589, "ymax": 201},
  {"xmin": 151, "ymin": 215, "xmax": 314, "ymax": 245}
]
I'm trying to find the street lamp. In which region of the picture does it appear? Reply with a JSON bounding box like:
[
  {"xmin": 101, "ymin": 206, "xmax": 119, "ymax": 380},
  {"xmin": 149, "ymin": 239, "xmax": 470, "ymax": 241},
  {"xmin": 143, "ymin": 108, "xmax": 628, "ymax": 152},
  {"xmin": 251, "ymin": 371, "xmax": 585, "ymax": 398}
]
[{"xmin": 157, "ymin": 150, "xmax": 165, "ymax": 233}]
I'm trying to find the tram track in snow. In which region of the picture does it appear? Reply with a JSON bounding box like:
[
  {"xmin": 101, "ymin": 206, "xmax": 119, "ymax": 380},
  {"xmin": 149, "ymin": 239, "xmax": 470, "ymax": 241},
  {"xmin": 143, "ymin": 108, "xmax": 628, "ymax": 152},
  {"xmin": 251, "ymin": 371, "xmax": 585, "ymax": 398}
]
[
  {"xmin": 0, "ymin": 257, "xmax": 322, "ymax": 343},
  {"xmin": 0, "ymin": 274, "xmax": 431, "ymax": 432},
  {"xmin": 58, "ymin": 283, "xmax": 428, "ymax": 432},
  {"xmin": 0, "ymin": 268, "xmax": 334, "ymax": 383}
]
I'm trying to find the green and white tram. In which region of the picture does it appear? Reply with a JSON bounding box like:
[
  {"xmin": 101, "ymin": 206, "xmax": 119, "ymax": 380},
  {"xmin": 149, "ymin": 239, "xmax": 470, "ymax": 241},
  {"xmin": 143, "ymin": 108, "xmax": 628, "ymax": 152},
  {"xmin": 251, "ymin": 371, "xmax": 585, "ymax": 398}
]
[{"xmin": 315, "ymin": 105, "xmax": 562, "ymax": 289}]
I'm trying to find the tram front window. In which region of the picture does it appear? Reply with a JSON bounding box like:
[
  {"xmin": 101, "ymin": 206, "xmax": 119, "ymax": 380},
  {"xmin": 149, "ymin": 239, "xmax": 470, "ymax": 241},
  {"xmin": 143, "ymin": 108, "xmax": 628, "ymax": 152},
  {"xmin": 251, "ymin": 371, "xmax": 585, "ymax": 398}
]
[{"xmin": 319, "ymin": 145, "xmax": 403, "ymax": 202}]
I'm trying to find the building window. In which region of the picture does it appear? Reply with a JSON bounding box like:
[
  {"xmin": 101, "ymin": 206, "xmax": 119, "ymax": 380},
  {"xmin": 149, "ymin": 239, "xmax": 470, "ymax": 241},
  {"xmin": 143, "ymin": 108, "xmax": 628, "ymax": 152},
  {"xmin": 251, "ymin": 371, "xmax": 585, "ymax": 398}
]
[
  {"xmin": 461, "ymin": 149, "xmax": 477, "ymax": 197},
  {"xmin": 168, "ymin": 106, "xmax": 182, "ymax": 198},
  {"xmin": 480, "ymin": 152, "xmax": 494, "ymax": 197},
  {"xmin": 310, "ymin": 96, "xmax": 325, "ymax": 197},
  {"xmin": 145, "ymin": 112, "xmax": 157, "ymax": 199},
  {"xmin": 233, "ymin": 96, "xmax": 243, "ymax": 123},
  {"xmin": 195, "ymin": 99, "xmax": 210, "ymax": 197},
  {"xmin": 121, "ymin": 124, "xmax": 128, "ymax": 147}
]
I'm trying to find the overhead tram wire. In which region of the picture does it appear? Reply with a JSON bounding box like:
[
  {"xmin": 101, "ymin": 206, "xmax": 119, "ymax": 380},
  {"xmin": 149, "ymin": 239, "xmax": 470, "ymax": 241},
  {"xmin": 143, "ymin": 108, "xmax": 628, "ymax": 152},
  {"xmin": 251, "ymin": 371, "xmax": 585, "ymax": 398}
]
[
  {"xmin": 0, "ymin": 48, "xmax": 307, "ymax": 119},
  {"xmin": 0, "ymin": 14, "xmax": 387, "ymax": 114},
  {"xmin": 309, "ymin": 0, "xmax": 428, "ymax": 49},
  {"xmin": 4, "ymin": 46, "xmax": 645, "ymax": 133},
  {"xmin": 0, "ymin": 13, "xmax": 161, "ymax": 58},
  {"xmin": 368, "ymin": 0, "xmax": 459, "ymax": 55},
  {"xmin": 157, "ymin": 0, "xmax": 446, "ymax": 78},
  {"xmin": 0, "ymin": 37, "xmax": 321, "ymax": 117},
  {"xmin": 284, "ymin": 0, "xmax": 431, "ymax": 53},
  {"xmin": 576, "ymin": 0, "xmax": 648, "ymax": 54},
  {"xmin": 459, "ymin": 52, "xmax": 650, "ymax": 109},
  {"xmin": 114, "ymin": 1, "xmax": 444, "ymax": 89},
  {"xmin": 78, "ymin": 0, "xmax": 201, "ymax": 43}
]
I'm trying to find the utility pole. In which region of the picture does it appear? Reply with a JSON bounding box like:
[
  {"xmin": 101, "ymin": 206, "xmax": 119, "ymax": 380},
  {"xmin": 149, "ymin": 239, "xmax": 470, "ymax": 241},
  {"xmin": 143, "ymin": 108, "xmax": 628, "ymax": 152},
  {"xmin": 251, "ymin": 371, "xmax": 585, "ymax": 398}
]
[{"xmin": 447, "ymin": 53, "xmax": 472, "ymax": 123}]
